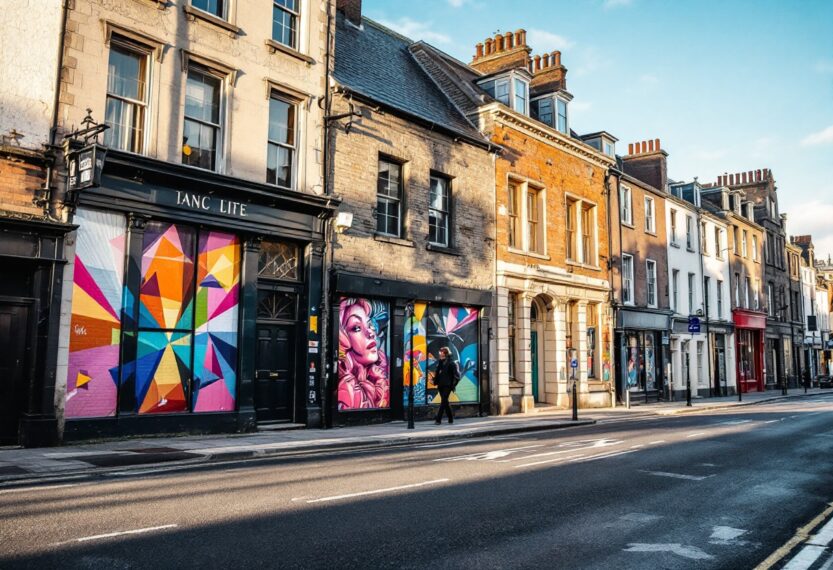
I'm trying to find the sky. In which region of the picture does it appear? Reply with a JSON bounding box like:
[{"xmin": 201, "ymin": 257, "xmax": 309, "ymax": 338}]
[{"xmin": 362, "ymin": 0, "xmax": 833, "ymax": 260}]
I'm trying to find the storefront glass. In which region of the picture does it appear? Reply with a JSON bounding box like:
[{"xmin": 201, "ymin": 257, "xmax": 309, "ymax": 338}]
[{"xmin": 737, "ymin": 329, "xmax": 758, "ymax": 383}]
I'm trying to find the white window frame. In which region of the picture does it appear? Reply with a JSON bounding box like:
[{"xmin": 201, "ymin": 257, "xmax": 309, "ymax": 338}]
[
  {"xmin": 715, "ymin": 227, "xmax": 723, "ymax": 259},
  {"xmin": 272, "ymin": 0, "xmax": 299, "ymax": 49},
  {"xmin": 376, "ymin": 157, "xmax": 404, "ymax": 237},
  {"xmin": 622, "ymin": 253, "xmax": 634, "ymax": 306},
  {"xmin": 672, "ymin": 269, "xmax": 679, "ymax": 312},
  {"xmin": 688, "ymin": 272, "xmax": 696, "ymax": 314},
  {"xmin": 670, "ymin": 208, "xmax": 677, "ymax": 244},
  {"xmin": 717, "ymin": 280, "xmax": 723, "ymax": 317},
  {"xmin": 744, "ymin": 276, "xmax": 751, "ymax": 308},
  {"xmin": 266, "ymin": 91, "xmax": 299, "ymax": 190},
  {"xmin": 507, "ymin": 177, "xmax": 546, "ymax": 255},
  {"xmin": 686, "ymin": 215, "xmax": 694, "ymax": 249},
  {"xmin": 620, "ymin": 184, "xmax": 633, "ymax": 226},
  {"xmin": 478, "ymin": 72, "xmax": 530, "ymax": 115},
  {"xmin": 752, "ymin": 234, "xmax": 759, "ymax": 261},
  {"xmin": 703, "ymin": 276, "xmax": 711, "ymax": 318},
  {"xmin": 566, "ymin": 194, "xmax": 598, "ymax": 266},
  {"xmin": 182, "ymin": 63, "xmax": 226, "ymax": 172},
  {"xmin": 646, "ymin": 259, "xmax": 657, "ymax": 308},
  {"xmin": 428, "ymin": 173, "xmax": 451, "ymax": 247},
  {"xmin": 754, "ymin": 278, "xmax": 761, "ymax": 310},
  {"xmin": 742, "ymin": 230, "xmax": 748, "ymax": 258},
  {"xmin": 556, "ymin": 96, "xmax": 568, "ymax": 134},
  {"xmin": 191, "ymin": 0, "xmax": 227, "ymax": 19},
  {"xmin": 104, "ymin": 38, "xmax": 151, "ymax": 154},
  {"xmin": 644, "ymin": 196, "xmax": 655, "ymax": 233}
]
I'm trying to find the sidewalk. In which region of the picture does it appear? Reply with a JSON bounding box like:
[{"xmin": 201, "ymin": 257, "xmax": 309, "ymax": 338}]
[{"xmin": 0, "ymin": 388, "xmax": 827, "ymax": 484}]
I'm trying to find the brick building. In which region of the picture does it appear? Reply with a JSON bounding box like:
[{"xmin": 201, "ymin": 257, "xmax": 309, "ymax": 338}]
[{"xmin": 327, "ymin": 2, "xmax": 495, "ymax": 424}]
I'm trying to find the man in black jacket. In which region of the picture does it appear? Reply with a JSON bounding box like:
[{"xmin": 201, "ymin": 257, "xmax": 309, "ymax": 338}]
[{"xmin": 434, "ymin": 347, "xmax": 460, "ymax": 424}]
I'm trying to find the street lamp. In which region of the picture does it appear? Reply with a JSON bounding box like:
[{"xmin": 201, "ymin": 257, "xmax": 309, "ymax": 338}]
[{"xmin": 406, "ymin": 302, "xmax": 415, "ymax": 430}]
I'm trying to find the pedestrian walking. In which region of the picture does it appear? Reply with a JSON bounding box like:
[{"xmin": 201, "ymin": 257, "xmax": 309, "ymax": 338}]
[{"xmin": 433, "ymin": 347, "xmax": 460, "ymax": 424}]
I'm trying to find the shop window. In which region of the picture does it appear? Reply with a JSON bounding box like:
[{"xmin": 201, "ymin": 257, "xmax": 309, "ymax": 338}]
[
  {"xmin": 697, "ymin": 341, "xmax": 704, "ymax": 386},
  {"xmin": 272, "ymin": 0, "xmax": 298, "ymax": 49},
  {"xmin": 586, "ymin": 304, "xmax": 597, "ymax": 378},
  {"xmin": 104, "ymin": 41, "xmax": 148, "ymax": 153},
  {"xmin": 183, "ymin": 65, "xmax": 223, "ymax": 171},
  {"xmin": 258, "ymin": 240, "xmax": 300, "ymax": 280},
  {"xmin": 429, "ymin": 174, "xmax": 451, "ymax": 247},
  {"xmin": 377, "ymin": 158, "xmax": 403, "ymax": 237},
  {"xmin": 257, "ymin": 290, "xmax": 298, "ymax": 320},
  {"xmin": 267, "ymin": 93, "xmax": 298, "ymax": 189}
]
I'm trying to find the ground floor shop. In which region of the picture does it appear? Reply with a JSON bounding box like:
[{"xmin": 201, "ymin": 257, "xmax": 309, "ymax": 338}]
[
  {"xmin": 706, "ymin": 324, "xmax": 735, "ymax": 397},
  {"xmin": 57, "ymin": 152, "xmax": 335, "ymax": 441},
  {"xmin": 669, "ymin": 318, "xmax": 710, "ymax": 400},
  {"xmin": 764, "ymin": 322, "xmax": 801, "ymax": 390},
  {"xmin": 614, "ymin": 308, "xmax": 671, "ymax": 404},
  {"xmin": 329, "ymin": 273, "xmax": 490, "ymax": 425},
  {"xmin": 733, "ymin": 309, "xmax": 767, "ymax": 393},
  {"xmin": 493, "ymin": 263, "xmax": 613, "ymax": 414}
]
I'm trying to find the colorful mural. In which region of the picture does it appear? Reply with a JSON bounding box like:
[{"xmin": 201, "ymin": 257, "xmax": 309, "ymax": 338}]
[
  {"xmin": 337, "ymin": 297, "xmax": 390, "ymax": 410},
  {"xmin": 405, "ymin": 304, "xmax": 479, "ymax": 405},
  {"xmin": 65, "ymin": 209, "xmax": 126, "ymax": 418},
  {"xmin": 193, "ymin": 231, "xmax": 240, "ymax": 412}
]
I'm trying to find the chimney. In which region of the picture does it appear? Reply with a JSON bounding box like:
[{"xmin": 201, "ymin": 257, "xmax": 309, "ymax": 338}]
[
  {"xmin": 530, "ymin": 49, "xmax": 567, "ymax": 96},
  {"xmin": 471, "ymin": 29, "xmax": 531, "ymax": 75},
  {"xmin": 622, "ymin": 138, "xmax": 668, "ymax": 191},
  {"xmin": 337, "ymin": 0, "xmax": 362, "ymax": 26}
]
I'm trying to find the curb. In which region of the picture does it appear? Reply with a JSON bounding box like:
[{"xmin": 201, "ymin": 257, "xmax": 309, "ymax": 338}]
[{"xmin": 657, "ymin": 391, "xmax": 824, "ymax": 415}]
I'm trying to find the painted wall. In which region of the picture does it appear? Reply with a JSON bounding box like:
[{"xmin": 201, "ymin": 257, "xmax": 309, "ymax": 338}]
[{"xmin": 337, "ymin": 297, "xmax": 390, "ymax": 410}]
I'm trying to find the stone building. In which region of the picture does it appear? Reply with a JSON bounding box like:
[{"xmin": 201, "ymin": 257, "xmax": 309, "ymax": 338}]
[
  {"xmin": 326, "ymin": 2, "xmax": 495, "ymax": 424},
  {"xmin": 0, "ymin": 1, "xmax": 71, "ymax": 446},
  {"xmin": 38, "ymin": 0, "xmax": 337, "ymax": 442},
  {"xmin": 609, "ymin": 140, "xmax": 673, "ymax": 403},
  {"xmin": 787, "ymin": 240, "xmax": 807, "ymax": 384},
  {"xmin": 817, "ymin": 255, "xmax": 833, "ymax": 378},
  {"xmin": 793, "ymin": 235, "xmax": 824, "ymax": 381},
  {"xmin": 702, "ymin": 185, "xmax": 767, "ymax": 393}
]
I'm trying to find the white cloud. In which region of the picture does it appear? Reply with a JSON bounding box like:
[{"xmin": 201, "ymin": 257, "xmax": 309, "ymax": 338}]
[
  {"xmin": 801, "ymin": 125, "xmax": 833, "ymax": 147},
  {"xmin": 527, "ymin": 29, "xmax": 575, "ymax": 52},
  {"xmin": 376, "ymin": 17, "xmax": 452, "ymax": 45},
  {"xmin": 787, "ymin": 200, "xmax": 833, "ymax": 258},
  {"xmin": 604, "ymin": 0, "xmax": 633, "ymax": 9}
]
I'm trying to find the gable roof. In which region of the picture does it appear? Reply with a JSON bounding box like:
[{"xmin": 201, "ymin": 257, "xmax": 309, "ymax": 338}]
[{"xmin": 333, "ymin": 13, "xmax": 488, "ymax": 146}]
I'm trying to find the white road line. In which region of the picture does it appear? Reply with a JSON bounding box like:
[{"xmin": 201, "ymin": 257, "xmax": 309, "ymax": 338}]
[
  {"xmin": 0, "ymin": 483, "xmax": 80, "ymax": 495},
  {"xmin": 569, "ymin": 449, "xmax": 638, "ymax": 463},
  {"xmin": 686, "ymin": 432, "xmax": 706, "ymax": 438},
  {"xmin": 764, "ymin": 420, "xmax": 779, "ymax": 424},
  {"xmin": 434, "ymin": 445, "xmax": 543, "ymax": 462},
  {"xmin": 630, "ymin": 444, "xmax": 645, "ymax": 449},
  {"xmin": 783, "ymin": 545, "xmax": 827, "ymax": 570},
  {"xmin": 808, "ymin": 515, "xmax": 833, "ymax": 547},
  {"xmin": 306, "ymin": 479, "xmax": 448, "ymax": 504},
  {"xmin": 414, "ymin": 441, "xmax": 471, "ymax": 449},
  {"xmin": 649, "ymin": 440, "xmax": 665, "ymax": 445},
  {"xmin": 514, "ymin": 454, "xmax": 587, "ymax": 468},
  {"xmin": 642, "ymin": 470, "xmax": 715, "ymax": 481},
  {"xmin": 52, "ymin": 524, "xmax": 178, "ymax": 546}
]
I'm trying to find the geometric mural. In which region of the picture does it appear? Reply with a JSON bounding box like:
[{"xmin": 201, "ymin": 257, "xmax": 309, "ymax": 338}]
[
  {"xmin": 65, "ymin": 208, "xmax": 126, "ymax": 418},
  {"xmin": 139, "ymin": 222, "xmax": 195, "ymax": 331},
  {"xmin": 404, "ymin": 304, "xmax": 479, "ymax": 406},
  {"xmin": 337, "ymin": 297, "xmax": 390, "ymax": 410},
  {"xmin": 193, "ymin": 231, "xmax": 240, "ymax": 412},
  {"xmin": 136, "ymin": 331, "xmax": 190, "ymax": 413}
]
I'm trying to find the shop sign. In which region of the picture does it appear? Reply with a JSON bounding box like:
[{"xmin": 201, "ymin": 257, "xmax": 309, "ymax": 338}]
[
  {"xmin": 661, "ymin": 331, "xmax": 670, "ymax": 345},
  {"xmin": 687, "ymin": 316, "xmax": 701, "ymax": 334},
  {"xmin": 174, "ymin": 191, "xmax": 248, "ymax": 218}
]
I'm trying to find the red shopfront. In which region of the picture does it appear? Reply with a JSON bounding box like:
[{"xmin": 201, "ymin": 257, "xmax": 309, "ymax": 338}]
[{"xmin": 733, "ymin": 309, "xmax": 766, "ymax": 393}]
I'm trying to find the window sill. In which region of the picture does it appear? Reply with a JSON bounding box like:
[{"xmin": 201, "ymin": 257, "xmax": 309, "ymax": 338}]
[
  {"xmin": 622, "ymin": 221, "xmax": 635, "ymax": 229},
  {"xmin": 670, "ymin": 242, "xmax": 680, "ymax": 249},
  {"xmin": 566, "ymin": 259, "xmax": 602, "ymax": 271},
  {"xmin": 645, "ymin": 230, "xmax": 657, "ymax": 236},
  {"xmin": 183, "ymin": 4, "xmax": 241, "ymax": 35},
  {"xmin": 686, "ymin": 247, "xmax": 695, "ymax": 253},
  {"xmin": 265, "ymin": 39, "xmax": 316, "ymax": 64},
  {"xmin": 426, "ymin": 243, "xmax": 460, "ymax": 256},
  {"xmin": 373, "ymin": 233, "xmax": 414, "ymax": 248},
  {"xmin": 507, "ymin": 247, "xmax": 550, "ymax": 260}
]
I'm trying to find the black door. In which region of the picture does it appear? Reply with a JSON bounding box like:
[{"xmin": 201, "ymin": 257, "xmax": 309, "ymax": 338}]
[
  {"xmin": 255, "ymin": 324, "xmax": 296, "ymax": 422},
  {"xmin": 0, "ymin": 302, "xmax": 30, "ymax": 443}
]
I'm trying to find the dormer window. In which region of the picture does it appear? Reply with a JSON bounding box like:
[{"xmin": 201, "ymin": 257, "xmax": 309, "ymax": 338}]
[
  {"xmin": 478, "ymin": 71, "xmax": 530, "ymax": 115},
  {"xmin": 531, "ymin": 93, "xmax": 570, "ymax": 134},
  {"xmin": 556, "ymin": 97, "xmax": 568, "ymax": 133}
]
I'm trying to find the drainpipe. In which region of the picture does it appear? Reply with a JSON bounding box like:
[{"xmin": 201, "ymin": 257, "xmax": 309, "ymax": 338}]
[
  {"xmin": 604, "ymin": 169, "xmax": 617, "ymax": 406},
  {"xmin": 45, "ymin": 0, "xmax": 71, "ymax": 221}
]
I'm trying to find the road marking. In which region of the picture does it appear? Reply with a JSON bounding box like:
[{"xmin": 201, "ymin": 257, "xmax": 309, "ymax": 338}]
[
  {"xmin": 513, "ymin": 454, "xmax": 587, "ymax": 468},
  {"xmin": 783, "ymin": 545, "xmax": 827, "ymax": 570},
  {"xmin": 624, "ymin": 543, "xmax": 714, "ymax": 560},
  {"xmin": 642, "ymin": 470, "xmax": 715, "ymax": 481},
  {"xmin": 807, "ymin": 515, "xmax": 833, "ymax": 547},
  {"xmin": 755, "ymin": 502, "xmax": 833, "ymax": 570},
  {"xmin": 414, "ymin": 441, "xmax": 471, "ymax": 449},
  {"xmin": 305, "ymin": 479, "xmax": 448, "ymax": 503},
  {"xmin": 0, "ymin": 483, "xmax": 80, "ymax": 495},
  {"xmin": 434, "ymin": 445, "xmax": 543, "ymax": 462},
  {"xmin": 709, "ymin": 526, "xmax": 748, "ymax": 545},
  {"xmin": 686, "ymin": 432, "xmax": 706, "ymax": 438},
  {"xmin": 52, "ymin": 524, "xmax": 178, "ymax": 546},
  {"xmin": 649, "ymin": 440, "xmax": 665, "ymax": 445},
  {"xmin": 719, "ymin": 419, "xmax": 752, "ymax": 425},
  {"xmin": 570, "ymin": 449, "xmax": 638, "ymax": 463},
  {"xmin": 630, "ymin": 444, "xmax": 645, "ymax": 449},
  {"xmin": 764, "ymin": 420, "xmax": 779, "ymax": 424}
]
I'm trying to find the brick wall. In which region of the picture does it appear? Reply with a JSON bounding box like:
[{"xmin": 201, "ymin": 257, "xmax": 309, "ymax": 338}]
[
  {"xmin": 328, "ymin": 96, "xmax": 495, "ymax": 291},
  {"xmin": 0, "ymin": 153, "xmax": 47, "ymax": 218}
]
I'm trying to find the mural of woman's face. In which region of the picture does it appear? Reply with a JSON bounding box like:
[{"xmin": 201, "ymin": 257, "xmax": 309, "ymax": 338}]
[{"xmin": 344, "ymin": 304, "xmax": 379, "ymax": 366}]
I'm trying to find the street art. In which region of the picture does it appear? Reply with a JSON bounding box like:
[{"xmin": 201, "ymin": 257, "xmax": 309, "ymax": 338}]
[
  {"xmin": 65, "ymin": 209, "xmax": 126, "ymax": 418},
  {"xmin": 405, "ymin": 304, "xmax": 479, "ymax": 405},
  {"xmin": 193, "ymin": 231, "xmax": 240, "ymax": 412},
  {"xmin": 337, "ymin": 297, "xmax": 390, "ymax": 410}
]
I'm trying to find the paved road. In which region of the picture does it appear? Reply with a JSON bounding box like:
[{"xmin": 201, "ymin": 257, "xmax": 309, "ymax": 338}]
[{"xmin": 3, "ymin": 395, "xmax": 833, "ymax": 569}]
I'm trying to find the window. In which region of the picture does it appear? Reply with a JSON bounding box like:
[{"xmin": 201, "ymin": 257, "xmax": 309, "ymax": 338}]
[
  {"xmin": 752, "ymin": 235, "xmax": 759, "ymax": 261},
  {"xmin": 704, "ymin": 276, "xmax": 710, "ymax": 318},
  {"xmin": 646, "ymin": 260, "xmax": 657, "ymax": 307},
  {"xmin": 688, "ymin": 272, "xmax": 696, "ymax": 314},
  {"xmin": 566, "ymin": 198, "xmax": 577, "ymax": 261},
  {"xmin": 507, "ymin": 292, "xmax": 517, "ymax": 380},
  {"xmin": 742, "ymin": 230, "xmax": 748, "ymax": 258},
  {"xmin": 686, "ymin": 216, "xmax": 693, "ymax": 249},
  {"xmin": 429, "ymin": 174, "xmax": 451, "ymax": 246},
  {"xmin": 697, "ymin": 342, "xmax": 704, "ymax": 386},
  {"xmin": 581, "ymin": 203, "xmax": 595, "ymax": 264},
  {"xmin": 507, "ymin": 182, "xmax": 519, "ymax": 248},
  {"xmin": 266, "ymin": 94, "xmax": 297, "ymax": 188},
  {"xmin": 556, "ymin": 97, "xmax": 568, "ymax": 134},
  {"xmin": 701, "ymin": 222, "xmax": 708, "ymax": 254},
  {"xmin": 513, "ymin": 78, "xmax": 528, "ymax": 114},
  {"xmin": 622, "ymin": 254, "xmax": 634, "ymax": 305},
  {"xmin": 768, "ymin": 283, "xmax": 774, "ymax": 316},
  {"xmin": 754, "ymin": 278, "xmax": 761, "ymax": 310},
  {"xmin": 733, "ymin": 227, "xmax": 739, "ymax": 254},
  {"xmin": 717, "ymin": 280, "xmax": 724, "ymax": 317},
  {"xmin": 376, "ymin": 159, "xmax": 402, "ymax": 236},
  {"xmin": 672, "ymin": 269, "xmax": 679, "ymax": 311},
  {"xmin": 620, "ymin": 185, "xmax": 632, "ymax": 225},
  {"xmin": 526, "ymin": 187, "xmax": 542, "ymax": 253},
  {"xmin": 644, "ymin": 196, "xmax": 655, "ymax": 233},
  {"xmin": 603, "ymin": 141, "xmax": 615, "ymax": 157},
  {"xmin": 272, "ymin": 0, "xmax": 298, "ymax": 49},
  {"xmin": 670, "ymin": 208, "xmax": 677, "ymax": 243},
  {"xmin": 744, "ymin": 276, "xmax": 751, "ymax": 308},
  {"xmin": 183, "ymin": 66, "xmax": 222, "ymax": 170},
  {"xmin": 565, "ymin": 302, "xmax": 575, "ymax": 350},
  {"xmin": 715, "ymin": 227, "xmax": 723, "ymax": 258},
  {"xmin": 104, "ymin": 42, "xmax": 148, "ymax": 153},
  {"xmin": 734, "ymin": 272, "xmax": 740, "ymax": 307},
  {"xmin": 532, "ymin": 97, "xmax": 553, "ymax": 127},
  {"xmin": 494, "ymin": 79, "xmax": 510, "ymax": 105},
  {"xmin": 587, "ymin": 305, "xmax": 598, "ymax": 378},
  {"xmin": 192, "ymin": 0, "xmax": 224, "ymax": 18}
]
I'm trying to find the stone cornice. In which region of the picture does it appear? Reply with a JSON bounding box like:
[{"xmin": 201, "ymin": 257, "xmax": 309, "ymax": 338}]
[
  {"xmin": 477, "ymin": 103, "xmax": 615, "ymax": 170},
  {"xmin": 497, "ymin": 260, "xmax": 611, "ymax": 292}
]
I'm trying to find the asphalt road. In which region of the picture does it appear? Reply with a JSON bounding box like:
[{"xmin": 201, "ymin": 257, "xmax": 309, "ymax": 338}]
[{"xmin": 3, "ymin": 396, "xmax": 833, "ymax": 569}]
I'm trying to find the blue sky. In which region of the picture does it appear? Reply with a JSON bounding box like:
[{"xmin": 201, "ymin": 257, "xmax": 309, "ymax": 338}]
[{"xmin": 362, "ymin": 0, "xmax": 833, "ymax": 258}]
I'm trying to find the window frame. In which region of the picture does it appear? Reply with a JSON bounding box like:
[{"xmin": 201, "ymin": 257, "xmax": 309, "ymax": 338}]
[
  {"xmin": 646, "ymin": 259, "xmax": 657, "ymax": 308},
  {"xmin": 507, "ymin": 181, "xmax": 520, "ymax": 248},
  {"xmin": 686, "ymin": 215, "xmax": 694, "ymax": 250},
  {"xmin": 428, "ymin": 172, "xmax": 452, "ymax": 247},
  {"xmin": 272, "ymin": 0, "xmax": 299, "ymax": 50},
  {"xmin": 752, "ymin": 234, "xmax": 759, "ymax": 261},
  {"xmin": 644, "ymin": 196, "xmax": 655, "ymax": 233},
  {"xmin": 104, "ymin": 37, "xmax": 151, "ymax": 155},
  {"xmin": 704, "ymin": 276, "xmax": 711, "ymax": 318},
  {"xmin": 526, "ymin": 185, "xmax": 543, "ymax": 254},
  {"xmin": 672, "ymin": 269, "xmax": 679, "ymax": 312},
  {"xmin": 715, "ymin": 227, "xmax": 723, "ymax": 259},
  {"xmin": 266, "ymin": 90, "xmax": 299, "ymax": 190},
  {"xmin": 375, "ymin": 157, "xmax": 404, "ymax": 238},
  {"xmin": 191, "ymin": 0, "xmax": 226, "ymax": 20},
  {"xmin": 620, "ymin": 184, "xmax": 633, "ymax": 226},
  {"xmin": 622, "ymin": 253, "xmax": 634, "ymax": 306},
  {"xmin": 688, "ymin": 272, "xmax": 696, "ymax": 314},
  {"xmin": 182, "ymin": 63, "xmax": 226, "ymax": 172},
  {"xmin": 717, "ymin": 279, "xmax": 724, "ymax": 317},
  {"xmin": 742, "ymin": 229, "xmax": 748, "ymax": 258}
]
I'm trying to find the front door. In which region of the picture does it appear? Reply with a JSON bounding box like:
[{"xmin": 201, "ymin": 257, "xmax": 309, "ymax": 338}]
[
  {"xmin": 531, "ymin": 331, "xmax": 539, "ymax": 402},
  {"xmin": 255, "ymin": 324, "xmax": 296, "ymax": 422},
  {"xmin": 0, "ymin": 302, "xmax": 30, "ymax": 443}
]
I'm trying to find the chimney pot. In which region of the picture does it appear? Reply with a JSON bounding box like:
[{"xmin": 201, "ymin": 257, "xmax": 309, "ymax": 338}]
[
  {"xmin": 648, "ymin": 140, "xmax": 655, "ymax": 152},
  {"xmin": 514, "ymin": 30, "xmax": 524, "ymax": 47},
  {"xmin": 475, "ymin": 43, "xmax": 483, "ymax": 58},
  {"xmin": 655, "ymin": 138, "xmax": 660, "ymax": 151},
  {"xmin": 485, "ymin": 38, "xmax": 493, "ymax": 55},
  {"xmin": 628, "ymin": 143, "xmax": 633, "ymax": 154},
  {"xmin": 505, "ymin": 32, "xmax": 513, "ymax": 49},
  {"xmin": 641, "ymin": 141, "xmax": 647, "ymax": 153},
  {"xmin": 553, "ymin": 51, "xmax": 561, "ymax": 66},
  {"xmin": 496, "ymin": 34, "xmax": 505, "ymax": 52},
  {"xmin": 534, "ymin": 54, "xmax": 541, "ymax": 71},
  {"xmin": 542, "ymin": 53, "xmax": 549, "ymax": 68}
]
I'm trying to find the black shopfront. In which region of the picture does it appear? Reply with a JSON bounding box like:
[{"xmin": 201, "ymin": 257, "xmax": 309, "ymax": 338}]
[
  {"xmin": 62, "ymin": 152, "xmax": 336, "ymax": 441},
  {"xmin": 615, "ymin": 308, "xmax": 671, "ymax": 404},
  {"xmin": 328, "ymin": 272, "xmax": 491, "ymax": 426}
]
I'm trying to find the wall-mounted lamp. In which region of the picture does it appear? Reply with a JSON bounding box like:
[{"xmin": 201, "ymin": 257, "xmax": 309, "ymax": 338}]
[{"xmin": 334, "ymin": 211, "xmax": 353, "ymax": 234}]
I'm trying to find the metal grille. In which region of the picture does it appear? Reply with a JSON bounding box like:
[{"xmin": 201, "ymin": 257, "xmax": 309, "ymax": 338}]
[
  {"xmin": 258, "ymin": 241, "xmax": 299, "ymax": 280},
  {"xmin": 257, "ymin": 290, "xmax": 297, "ymax": 320}
]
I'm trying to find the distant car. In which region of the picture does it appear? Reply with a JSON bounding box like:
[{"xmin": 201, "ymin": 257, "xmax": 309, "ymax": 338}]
[{"xmin": 819, "ymin": 376, "xmax": 833, "ymax": 389}]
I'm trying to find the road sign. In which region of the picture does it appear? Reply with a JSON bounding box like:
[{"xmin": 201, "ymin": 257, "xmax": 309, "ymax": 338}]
[
  {"xmin": 570, "ymin": 358, "xmax": 578, "ymax": 369},
  {"xmin": 688, "ymin": 316, "xmax": 701, "ymax": 334}
]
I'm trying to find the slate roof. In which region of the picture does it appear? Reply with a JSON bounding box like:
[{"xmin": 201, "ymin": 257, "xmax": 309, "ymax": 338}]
[{"xmin": 333, "ymin": 13, "xmax": 488, "ymax": 145}]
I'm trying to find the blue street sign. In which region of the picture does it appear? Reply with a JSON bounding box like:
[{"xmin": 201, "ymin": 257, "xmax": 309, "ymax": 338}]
[
  {"xmin": 570, "ymin": 358, "xmax": 578, "ymax": 369},
  {"xmin": 688, "ymin": 316, "xmax": 701, "ymax": 334}
]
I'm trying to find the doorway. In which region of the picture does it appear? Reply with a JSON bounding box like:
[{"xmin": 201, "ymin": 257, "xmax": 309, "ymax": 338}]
[
  {"xmin": 531, "ymin": 331, "xmax": 539, "ymax": 402},
  {"xmin": 714, "ymin": 335, "xmax": 726, "ymax": 396},
  {"xmin": 0, "ymin": 300, "xmax": 32, "ymax": 443},
  {"xmin": 255, "ymin": 323, "xmax": 296, "ymax": 422}
]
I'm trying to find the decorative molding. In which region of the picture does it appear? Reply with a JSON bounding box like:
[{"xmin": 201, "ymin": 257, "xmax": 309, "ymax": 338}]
[
  {"xmin": 264, "ymin": 39, "xmax": 316, "ymax": 65},
  {"xmin": 101, "ymin": 19, "xmax": 167, "ymax": 62},
  {"xmin": 180, "ymin": 49, "xmax": 239, "ymax": 86},
  {"xmin": 263, "ymin": 77, "xmax": 313, "ymax": 102},
  {"xmin": 182, "ymin": 3, "xmax": 241, "ymax": 36}
]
